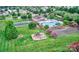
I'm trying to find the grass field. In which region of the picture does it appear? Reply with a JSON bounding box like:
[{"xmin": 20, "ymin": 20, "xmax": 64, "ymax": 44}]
[{"xmin": 0, "ymin": 25, "xmax": 79, "ymax": 52}]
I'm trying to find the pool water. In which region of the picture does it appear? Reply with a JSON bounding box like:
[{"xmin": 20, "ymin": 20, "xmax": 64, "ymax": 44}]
[
  {"xmin": 42, "ymin": 22, "xmax": 57, "ymax": 27},
  {"xmin": 38, "ymin": 20, "xmax": 63, "ymax": 27}
]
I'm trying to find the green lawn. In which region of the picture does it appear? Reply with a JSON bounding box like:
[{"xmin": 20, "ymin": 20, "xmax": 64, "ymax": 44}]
[
  {"xmin": 0, "ymin": 19, "xmax": 23, "ymax": 23},
  {"xmin": 0, "ymin": 25, "xmax": 79, "ymax": 52}
]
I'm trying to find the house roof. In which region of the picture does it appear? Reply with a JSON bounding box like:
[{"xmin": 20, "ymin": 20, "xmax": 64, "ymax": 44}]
[{"xmin": 32, "ymin": 15, "xmax": 46, "ymax": 21}]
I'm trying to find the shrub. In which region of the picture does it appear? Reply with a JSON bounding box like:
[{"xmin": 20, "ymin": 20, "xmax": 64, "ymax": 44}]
[
  {"xmin": 69, "ymin": 21, "xmax": 78, "ymax": 27},
  {"xmin": 46, "ymin": 29, "xmax": 52, "ymax": 33},
  {"xmin": 44, "ymin": 14, "xmax": 47, "ymax": 18},
  {"xmin": 63, "ymin": 15, "xmax": 69, "ymax": 20},
  {"xmin": 50, "ymin": 31, "xmax": 58, "ymax": 39},
  {"xmin": 5, "ymin": 21, "xmax": 18, "ymax": 40},
  {"xmin": 12, "ymin": 16, "xmax": 18, "ymax": 19},
  {"xmin": 75, "ymin": 16, "xmax": 79, "ymax": 30},
  {"xmin": 76, "ymin": 18, "xmax": 79, "ymax": 25},
  {"xmin": 63, "ymin": 20, "xmax": 69, "ymax": 25},
  {"xmin": 44, "ymin": 25, "xmax": 49, "ymax": 29},
  {"xmin": 28, "ymin": 22, "xmax": 37, "ymax": 29}
]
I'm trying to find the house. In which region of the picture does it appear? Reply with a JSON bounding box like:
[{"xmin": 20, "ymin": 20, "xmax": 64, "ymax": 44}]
[
  {"xmin": 0, "ymin": 10, "xmax": 9, "ymax": 16},
  {"xmin": 32, "ymin": 15, "xmax": 47, "ymax": 22},
  {"xmin": 19, "ymin": 10, "xmax": 28, "ymax": 15}
]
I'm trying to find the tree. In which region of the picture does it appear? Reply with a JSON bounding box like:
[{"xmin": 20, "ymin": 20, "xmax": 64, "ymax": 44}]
[
  {"xmin": 11, "ymin": 12, "xmax": 16, "ymax": 16},
  {"xmin": 44, "ymin": 25, "xmax": 49, "ymax": 29},
  {"xmin": 17, "ymin": 13, "xmax": 20, "ymax": 16},
  {"xmin": 5, "ymin": 21, "xmax": 18, "ymax": 40},
  {"xmin": 28, "ymin": 22, "xmax": 37, "ymax": 29},
  {"xmin": 27, "ymin": 13, "xmax": 32, "ymax": 20},
  {"xmin": 46, "ymin": 7, "xmax": 53, "ymax": 13},
  {"xmin": 21, "ymin": 15, "xmax": 27, "ymax": 20},
  {"xmin": 11, "ymin": 12, "xmax": 18, "ymax": 19},
  {"xmin": 63, "ymin": 13, "xmax": 73, "ymax": 21},
  {"xmin": 48, "ymin": 13, "xmax": 54, "ymax": 19}
]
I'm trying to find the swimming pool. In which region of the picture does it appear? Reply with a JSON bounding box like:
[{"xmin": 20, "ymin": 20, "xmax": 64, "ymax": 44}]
[{"xmin": 38, "ymin": 20, "xmax": 63, "ymax": 27}]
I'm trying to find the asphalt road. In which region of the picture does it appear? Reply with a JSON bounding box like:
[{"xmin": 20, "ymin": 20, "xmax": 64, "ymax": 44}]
[{"xmin": 14, "ymin": 21, "xmax": 32, "ymax": 27}]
